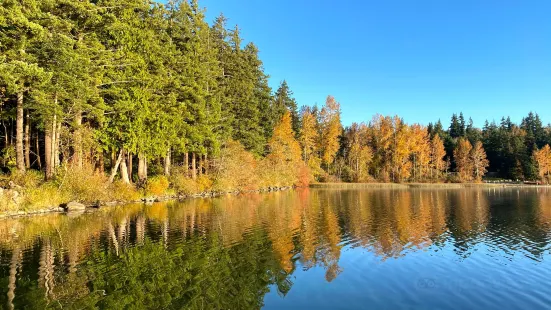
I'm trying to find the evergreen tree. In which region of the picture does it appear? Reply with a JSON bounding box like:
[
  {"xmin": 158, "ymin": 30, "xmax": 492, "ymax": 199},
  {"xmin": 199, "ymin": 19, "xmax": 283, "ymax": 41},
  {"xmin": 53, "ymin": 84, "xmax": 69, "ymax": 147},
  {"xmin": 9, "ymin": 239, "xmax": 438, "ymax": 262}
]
[{"xmin": 273, "ymin": 80, "xmax": 299, "ymax": 135}]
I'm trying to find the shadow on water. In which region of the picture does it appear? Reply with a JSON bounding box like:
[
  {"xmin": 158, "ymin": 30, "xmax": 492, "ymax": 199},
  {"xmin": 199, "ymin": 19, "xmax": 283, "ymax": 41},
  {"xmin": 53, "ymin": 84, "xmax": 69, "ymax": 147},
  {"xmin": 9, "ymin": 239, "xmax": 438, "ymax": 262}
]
[{"xmin": 0, "ymin": 188, "xmax": 550, "ymax": 309}]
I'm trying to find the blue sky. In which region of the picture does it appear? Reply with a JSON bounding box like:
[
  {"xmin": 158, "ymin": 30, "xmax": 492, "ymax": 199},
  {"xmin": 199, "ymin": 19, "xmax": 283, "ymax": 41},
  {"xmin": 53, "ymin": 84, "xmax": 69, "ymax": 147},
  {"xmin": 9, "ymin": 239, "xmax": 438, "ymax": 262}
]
[{"xmin": 173, "ymin": 0, "xmax": 551, "ymax": 127}]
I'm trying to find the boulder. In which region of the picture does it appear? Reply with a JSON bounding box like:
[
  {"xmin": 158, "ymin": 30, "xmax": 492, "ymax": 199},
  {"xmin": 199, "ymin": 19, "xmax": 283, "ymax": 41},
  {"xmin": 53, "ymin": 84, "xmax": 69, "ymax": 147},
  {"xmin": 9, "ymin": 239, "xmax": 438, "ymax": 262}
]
[{"xmin": 65, "ymin": 201, "xmax": 86, "ymax": 212}]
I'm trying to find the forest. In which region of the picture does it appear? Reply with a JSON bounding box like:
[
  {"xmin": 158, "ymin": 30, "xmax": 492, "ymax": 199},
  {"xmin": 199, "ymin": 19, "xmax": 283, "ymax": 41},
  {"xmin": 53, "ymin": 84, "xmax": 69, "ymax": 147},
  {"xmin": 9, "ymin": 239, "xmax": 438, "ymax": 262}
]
[{"xmin": 1, "ymin": 0, "xmax": 551, "ymax": 211}]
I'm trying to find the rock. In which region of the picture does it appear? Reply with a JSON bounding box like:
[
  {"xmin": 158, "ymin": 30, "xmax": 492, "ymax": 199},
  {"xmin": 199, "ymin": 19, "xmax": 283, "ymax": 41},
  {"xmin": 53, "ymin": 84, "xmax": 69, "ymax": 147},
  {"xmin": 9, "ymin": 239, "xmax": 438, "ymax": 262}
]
[
  {"xmin": 64, "ymin": 201, "xmax": 86, "ymax": 212},
  {"xmin": 8, "ymin": 181, "xmax": 22, "ymax": 190},
  {"xmin": 143, "ymin": 197, "xmax": 156, "ymax": 203}
]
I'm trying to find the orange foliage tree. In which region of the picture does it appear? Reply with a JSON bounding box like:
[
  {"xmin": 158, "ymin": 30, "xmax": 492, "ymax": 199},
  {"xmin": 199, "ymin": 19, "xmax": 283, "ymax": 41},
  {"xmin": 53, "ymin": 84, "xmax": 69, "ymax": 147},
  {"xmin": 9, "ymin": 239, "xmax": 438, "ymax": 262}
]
[
  {"xmin": 320, "ymin": 96, "xmax": 342, "ymax": 168},
  {"xmin": 429, "ymin": 134, "xmax": 447, "ymax": 181},
  {"xmin": 471, "ymin": 141, "xmax": 489, "ymax": 182},
  {"xmin": 454, "ymin": 138, "xmax": 473, "ymax": 182},
  {"xmin": 534, "ymin": 144, "xmax": 551, "ymax": 184},
  {"xmin": 265, "ymin": 111, "xmax": 303, "ymax": 186}
]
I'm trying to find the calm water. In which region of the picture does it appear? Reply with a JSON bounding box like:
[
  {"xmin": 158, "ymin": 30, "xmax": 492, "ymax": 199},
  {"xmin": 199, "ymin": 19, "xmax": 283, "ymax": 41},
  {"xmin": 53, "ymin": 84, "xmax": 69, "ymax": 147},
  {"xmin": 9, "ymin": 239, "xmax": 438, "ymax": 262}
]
[{"xmin": 0, "ymin": 188, "xmax": 550, "ymax": 309}]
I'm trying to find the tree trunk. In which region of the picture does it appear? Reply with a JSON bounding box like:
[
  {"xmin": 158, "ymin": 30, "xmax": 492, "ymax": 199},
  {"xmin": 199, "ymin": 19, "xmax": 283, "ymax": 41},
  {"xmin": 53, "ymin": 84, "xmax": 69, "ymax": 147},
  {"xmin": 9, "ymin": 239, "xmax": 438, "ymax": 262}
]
[
  {"xmin": 35, "ymin": 133, "xmax": 41, "ymax": 170},
  {"xmin": 55, "ymin": 121, "xmax": 61, "ymax": 167},
  {"xmin": 184, "ymin": 152, "xmax": 189, "ymax": 177},
  {"xmin": 198, "ymin": 154, "xmax": 203, "ymax": 176},
  {"xmin": 3, "ymin": 121, "xmax": 8, "ymax": 149},
  {"xmin": 24, "ymin": 110, "xmax": 30, "ymax": 169},
  {"xmin": 108, "ymin": 149, "xmax": 124, "ymax": 183},
  {"xmin": 96, "ymin": 150, "xmax": 104, "ymax": 174},
  {"xmin": 127, "ymin": 152, "xmax": 132, "ymax": 183},
  {"xmin": 73, "ymin": 109, "xmax": 83, "ymax": 168},
  {"xmin": 7, "ymin": 246, "xmax": 21, "ymax": 310},
  {"xmin": 164, "ymin": 147, "xmax": 171, "ymax": 176},
  {"xmin": 16, "ymin": 92, "xmax": 25, "ymax": 172},
  {"xmin": 119, "ymin": 150, "xmax": 130, "ymax": 184},
  {"xmin": 45, "ymin": 123, "xmax": 52, "ymax": 179},
  {"xmin": 138, "ymin": 153, "xmax": 147, "ymax": 181},
  {"xmin": 204, "ymin": 153, "xmax": 208, "ymax": 175},
  {"xmin": 51, "ymin": 114, "xmax": 57, "ymax": 173},
  {"xmin": 191, "ymin": 153, "xmax": 196, "ymax": 180}
]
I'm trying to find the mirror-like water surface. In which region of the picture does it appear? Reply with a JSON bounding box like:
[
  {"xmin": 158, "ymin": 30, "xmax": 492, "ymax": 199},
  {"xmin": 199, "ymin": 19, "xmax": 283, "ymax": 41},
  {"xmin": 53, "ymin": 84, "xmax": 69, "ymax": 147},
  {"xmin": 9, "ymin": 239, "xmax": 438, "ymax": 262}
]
[{"xmin": 1, "ymin": 188, "xmax": 550, "ymax": 309}]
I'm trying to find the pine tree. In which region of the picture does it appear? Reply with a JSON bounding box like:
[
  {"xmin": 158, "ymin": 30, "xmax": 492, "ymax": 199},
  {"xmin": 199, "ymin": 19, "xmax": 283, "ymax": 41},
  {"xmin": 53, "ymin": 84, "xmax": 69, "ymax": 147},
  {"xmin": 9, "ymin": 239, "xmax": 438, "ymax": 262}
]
[
  {"xmin": 0, "ymin": 0, "xmax": 51, "ymax": 173},
  {"xmin": 273, "ymin": 80, "xmax": 299, "ymax": 135}
]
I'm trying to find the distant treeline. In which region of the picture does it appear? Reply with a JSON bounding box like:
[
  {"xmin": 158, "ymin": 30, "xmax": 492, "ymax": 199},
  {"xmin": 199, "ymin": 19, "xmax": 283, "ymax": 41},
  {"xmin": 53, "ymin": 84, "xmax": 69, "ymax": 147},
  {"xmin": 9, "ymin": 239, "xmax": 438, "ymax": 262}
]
[
  {"xmin": 0, "ymin": 0, "xmax": 550, "ymax": 187},
  {"xmin": 335, "ymin": 112, "xmax": 551, "ymax": 183}
]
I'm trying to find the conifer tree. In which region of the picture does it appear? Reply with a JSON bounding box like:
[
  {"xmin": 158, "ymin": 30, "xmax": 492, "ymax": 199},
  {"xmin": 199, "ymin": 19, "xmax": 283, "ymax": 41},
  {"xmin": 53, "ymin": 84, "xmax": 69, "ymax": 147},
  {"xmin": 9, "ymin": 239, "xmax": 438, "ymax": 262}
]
[{"xmin": 273, "ymin": 80, "xmax": 299, "ymax": 135}]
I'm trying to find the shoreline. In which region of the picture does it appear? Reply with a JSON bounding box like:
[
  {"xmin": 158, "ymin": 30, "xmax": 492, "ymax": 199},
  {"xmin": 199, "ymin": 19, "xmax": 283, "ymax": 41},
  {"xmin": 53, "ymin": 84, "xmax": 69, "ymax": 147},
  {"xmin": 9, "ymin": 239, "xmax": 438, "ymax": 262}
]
[
  {"xmin": 0, "ymin": 186, "xmax": 294, "ymax": 220},
  {"xmin": 310, "ymin": 182, "xmax": 551, "ymax": 189},
  {"xmin": 2, "ymin": 182, "xmax": 550, "ymax": 219}
]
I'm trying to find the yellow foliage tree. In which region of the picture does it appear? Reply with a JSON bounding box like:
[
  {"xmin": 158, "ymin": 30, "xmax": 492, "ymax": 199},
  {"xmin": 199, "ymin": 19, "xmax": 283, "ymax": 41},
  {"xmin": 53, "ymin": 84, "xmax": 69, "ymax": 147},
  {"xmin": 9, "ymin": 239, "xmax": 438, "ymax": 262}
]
[
  {"xmin": 429, "ymin": 134, "xmax": 447, "ymax": 181},
  {"xmin": 265, "ymin": 112, "xmax": 303, "ymax": 186},
  {"xmin": 320, "ymin": 96, "xmax": 342, "ymax": 167},
  {"xmin": 409, "ymin": 124, "xmax": 431, "ymax": 181},
  {"xmin": 534, "ymin": 144, "xmax": 551, "ymax": 184},
  {"xmin": 268, "ymin": 112, "xmax": 302, "ymax": 164},
  {"xmin": 299, "ymin": 109, "xmax": 318, "ymax": 162},
  {"xmin": 391, "ymin": 116, "xmax": 411, "ymax": 182},
  {"xmin": 346, "ymin": 123, "xmax": 373, "ymax": 181},
  {"xmin": 471, "ymin": 141, "xmax": 489, "ymax": 182},
  {"xmin": 454, "ymin": 138, "xmax": 473, "ymax": 182}
]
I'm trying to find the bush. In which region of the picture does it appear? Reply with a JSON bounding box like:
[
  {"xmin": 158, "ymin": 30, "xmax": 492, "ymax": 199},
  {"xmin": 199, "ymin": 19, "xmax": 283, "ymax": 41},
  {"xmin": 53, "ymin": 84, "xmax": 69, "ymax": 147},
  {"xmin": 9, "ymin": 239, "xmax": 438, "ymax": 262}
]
[
  {"xmin": 109, "ymin": 181, "xmax": 140, "ymax": 202},
  {"xmin": 9, "ymin": 170, "xmax": 44, "ymax": 188},
  {"xmin": 23, "ymin": 183, "xmax": 69, "ymax": 210},
  {"xmin": 170, "ymin": 166, "xmax": 195, "ymax": 195},
  {"xmin": 54, "ymin": 164, "xmax": 109, "ymax": 203},
  {"xmin": 146, "ymin": 176, "xmax": 170, "ymax": 196},
  {"xmin": 213, "ymin": 140, "xmax": 260, "ymax": 192},
  {"xmin": 196, "ymin": 175, "xmax": 213, "ymax": 192}
]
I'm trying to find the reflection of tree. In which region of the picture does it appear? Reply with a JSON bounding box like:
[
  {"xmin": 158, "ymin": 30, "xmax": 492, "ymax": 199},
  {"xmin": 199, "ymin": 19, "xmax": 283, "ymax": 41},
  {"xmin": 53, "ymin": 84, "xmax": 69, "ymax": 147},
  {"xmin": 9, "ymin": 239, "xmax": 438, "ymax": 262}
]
[
  {"xmin": 6, "ymin": 246, "xmax": 20, "ymax": 310},
  {"xmin": 448, "ymin": 189, "xmax": 490, "ymax": 257},
  {"xmin": 1, "ymin": 188, "xmax": 551, "ymax": 307}
]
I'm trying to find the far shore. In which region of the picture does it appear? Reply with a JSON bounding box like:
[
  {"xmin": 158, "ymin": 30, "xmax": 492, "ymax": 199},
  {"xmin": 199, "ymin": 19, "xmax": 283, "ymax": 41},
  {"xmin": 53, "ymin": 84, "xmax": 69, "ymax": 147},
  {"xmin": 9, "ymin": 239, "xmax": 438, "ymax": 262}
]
[{"xmin": 309, "ymin": 182, "xmax": 551, "ymax": 189}]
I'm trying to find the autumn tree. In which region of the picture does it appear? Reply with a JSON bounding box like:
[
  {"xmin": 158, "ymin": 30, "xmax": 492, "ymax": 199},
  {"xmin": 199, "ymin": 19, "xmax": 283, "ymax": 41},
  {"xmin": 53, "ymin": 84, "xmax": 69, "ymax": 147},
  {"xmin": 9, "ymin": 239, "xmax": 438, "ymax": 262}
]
[
  {"xmin": 268, "ymin": 112, "xmax": 301, "ymax": 164},
  {"xmin": 429, "ymin": 134, "xmax": 447, "ymax": 181},
  {"xmin": 319, "ymin": 96, "xmax": 342, "ymax": 169},
  {"xmin": 344, "ymin": 123, "xmax": 372, "ymax": 182},
  {"xmin": 409, "ymin": 124, "xmax": 430, "ymax": 181},
  {"xmin": 533, "ymin": 144, "xmax": 551, "ymax": 184},
  {"xmin": 470, "ymin": 141, "xmax": 489, "ymax": 182},
  {"xmin": 454, "ymin": 138, "xmax": 473, "ymax": 182}
]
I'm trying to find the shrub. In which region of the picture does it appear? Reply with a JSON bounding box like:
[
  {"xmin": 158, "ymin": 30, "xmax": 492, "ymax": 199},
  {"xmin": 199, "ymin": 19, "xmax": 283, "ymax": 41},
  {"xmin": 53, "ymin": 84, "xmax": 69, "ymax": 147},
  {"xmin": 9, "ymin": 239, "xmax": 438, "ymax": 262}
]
[
  {"xmin": 169, "ymin": 168, "xmax": 197, "ymax": 195},
  {"xmin": 54, "ymin": 164, "xmax": 109, "ymax": 203},
  {"xmin": 146, "ymin": 176, "xmax": 170, "ymax": 196},
  {"xmin": 23, "ymin": 183, "xmax": 69, "ymax": 210},
  {"xmin": 296, "ymin": 164, "xmax": 311, "ymax": 187},
  {"xmin": 213, "ymin": 140, "xmax": 259, "ymax": 191},
  {"xmin": 196, "ymin": 175, "xmax": 213, "ymax": 192},
  {"xmin": 109, "ymin": 181, "xmax": 140, "ymax": 202},
  {"xmin": 9, "ymin": 170, "xmax": 44, "ymax": 188}
]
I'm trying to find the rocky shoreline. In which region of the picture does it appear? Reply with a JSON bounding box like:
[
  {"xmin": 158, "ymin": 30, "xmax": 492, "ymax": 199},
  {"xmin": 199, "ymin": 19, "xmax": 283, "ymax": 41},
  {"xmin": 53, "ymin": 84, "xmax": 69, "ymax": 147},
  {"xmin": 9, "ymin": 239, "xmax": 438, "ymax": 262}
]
[{"xmin": 0, "ymin": 185, "xmax": 294, "ymax": 219}]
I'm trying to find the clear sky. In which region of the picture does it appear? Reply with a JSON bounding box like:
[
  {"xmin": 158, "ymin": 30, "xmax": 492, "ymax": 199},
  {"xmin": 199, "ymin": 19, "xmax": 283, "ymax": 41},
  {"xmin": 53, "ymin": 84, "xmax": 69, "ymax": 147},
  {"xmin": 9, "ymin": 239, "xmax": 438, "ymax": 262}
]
[{"xmin": 180, "ymin": 0, "xmax": 551, "ymax": 127}]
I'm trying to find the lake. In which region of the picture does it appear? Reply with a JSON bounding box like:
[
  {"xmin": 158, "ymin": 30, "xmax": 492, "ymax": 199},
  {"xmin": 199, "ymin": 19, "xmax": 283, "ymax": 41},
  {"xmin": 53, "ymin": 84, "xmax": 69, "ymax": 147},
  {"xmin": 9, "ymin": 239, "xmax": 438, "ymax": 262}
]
[{"xmin": 0, "ymin": 188, "xmax": 550, "ymax": 309}]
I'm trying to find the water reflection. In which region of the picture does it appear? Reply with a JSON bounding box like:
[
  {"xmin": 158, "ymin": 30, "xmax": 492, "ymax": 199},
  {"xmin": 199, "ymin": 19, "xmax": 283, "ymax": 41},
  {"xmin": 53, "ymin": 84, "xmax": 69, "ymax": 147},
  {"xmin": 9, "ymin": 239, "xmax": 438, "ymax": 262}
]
[{"xmin": 0, "ymin": 188, "xmax": 550, "ymax": 309}]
